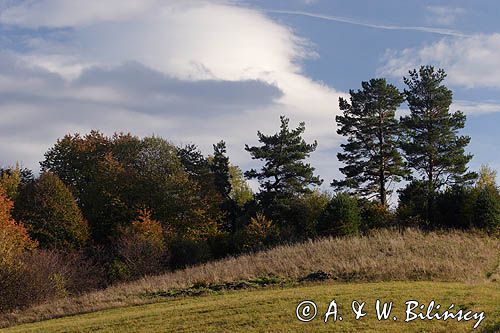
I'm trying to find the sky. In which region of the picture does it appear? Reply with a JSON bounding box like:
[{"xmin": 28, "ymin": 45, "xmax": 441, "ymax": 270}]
[{"xmin": 0, "ymin": 0, "xmax": 499, "ymax": 192}]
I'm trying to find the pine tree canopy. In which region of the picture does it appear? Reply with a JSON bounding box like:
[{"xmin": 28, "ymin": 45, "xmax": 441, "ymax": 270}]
[
  {"xmin": 333, "ymin": 78, "xmax": 406, "ymax": 205},
  {"xmin": 245, "ymin": 116, "xmax": 322, "ymax": 200},
  {"xmin": 401, "ymin": 66, "xmax": 476, "ymax": 193}
]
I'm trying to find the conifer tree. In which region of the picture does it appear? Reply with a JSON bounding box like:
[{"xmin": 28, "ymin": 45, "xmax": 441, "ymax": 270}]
[
  {"xmin": 333, "ymin": 78, "xmax": 406, "ymax": 205},
  {"xmin": 401, "ymin": 66, "xmax": 476, "ymax": 223},
  {"xmin": 245, "ymin": 116, "xmax": 322, "ymax": 219}
]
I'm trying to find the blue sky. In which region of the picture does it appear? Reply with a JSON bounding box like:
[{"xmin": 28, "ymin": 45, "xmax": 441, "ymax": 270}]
[{"xmin": 0, "ymin": 0, "xmax": 499, "ymax": 192}]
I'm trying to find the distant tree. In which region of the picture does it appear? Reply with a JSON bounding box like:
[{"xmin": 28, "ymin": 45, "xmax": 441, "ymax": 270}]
[
  {"xmin": 117, "ymin": 209, "xmax": 166, "ymax": 278},
  {"xmin": 229, "ymin": 165, "xmax": 253, "ymax": 207},
  {"xmin": 0, "ymin": 187, "xmax": 37, "ymax": 267},
  {"xmin": 333, "ymin": 78, "xmax": 406, "ymax": 205},
  {"xmin": 0, "ymin": 164, "xmax": 34, "ymax": 202},
  {"xmin": 210, "ymin": 141, "xmax": 232, "ymax": 199},
  {"xmin": 476, "ymin": 165, "xmax": 497, "ymax": 190},
  {"xmin": 245, "ymin": 116, "xmax": 322, "ymax": 219},
  {"xmin": 473, "ymin": 186, "xmax": 500, "ymax": 233},
  {"xmin": 0, "ymin": 165, "xmax": 21, "ymax": 201},
  {"xmin": 401, "ymin": 66, "xmax": 476, "ymax": 223},
  {"xmin": 317, "ymin": 193, "xmax": 360, "ymax": 237},
  {"xmin": 245, "ymin": 116, "xmax": 322, "ymax": 196},
  {"xmin": 14, "ymin": 172, "xmax": 89, "ymax": 251},
  {"xmin": 40, "ymin": 131, "xmax": 141, "ymax": 242}
]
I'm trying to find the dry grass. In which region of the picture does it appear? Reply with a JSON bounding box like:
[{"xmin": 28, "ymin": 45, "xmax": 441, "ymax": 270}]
[{"xmin": 1, "ymin": 228, "xmax": 499, "ymax": 328}]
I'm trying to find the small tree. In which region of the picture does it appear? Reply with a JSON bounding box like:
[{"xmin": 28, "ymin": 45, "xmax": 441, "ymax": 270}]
[
  {"xmin": 14, "ymin": 172, "xmax": 89, "ymax": 251},
  {"xmin": 229, "ymin": 165, "xmax": 253, "ymax": 207},
  {"xmin": 476, "ymin": 165, "xmax": 497, "ymax": 190},
  {"xmin": 245, "ymin": 116, "xmax": 322, "ymax": 225},
  {"xmin": 317, "ymin": 193, "xmax": 360, "ymax": 237},
  {"xmin": 473, "ymin": 186, "xmax": 500, "ymax": 233},
  {"xmin": 117, "ymin": 209, "xmax": 166, "ymax": 278},
  {"xmin": 0, "ymin": 187, "xmax": 37, "ymax": 267}
]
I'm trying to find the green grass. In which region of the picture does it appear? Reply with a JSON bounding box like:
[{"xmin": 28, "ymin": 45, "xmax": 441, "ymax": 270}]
[{"xmin": 2, "ymin": 281, "xmax": 499, "ymax": 333}]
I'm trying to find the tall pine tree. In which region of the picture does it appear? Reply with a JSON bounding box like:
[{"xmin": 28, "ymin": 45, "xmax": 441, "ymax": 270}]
[
  {"xmin": 401, "ymin": 66, "xmax": 476, "ymax": 223},
  {"xmin": 333, "ymin": 78, "xmax": 406, "ymax": 205}
]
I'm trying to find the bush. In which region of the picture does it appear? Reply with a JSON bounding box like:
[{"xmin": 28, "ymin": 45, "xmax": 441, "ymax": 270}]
[
  {"xmin": 0, "ymin": 249, "xmax": 104, "ymax": 312},
  {"xmin": 317, "ymin": 193, "xmax": 360, "ymax": 237},
  {"xmin": 473, "ymin": 186, "xmax": 500, "ymax": 233},
  {"xmin": 14, "ymin": 172, "xmax": 89, "ymax": 251},
  {"xmin": 0, "ymin": 187, "xmax": 37, "ymax": 267},
  {"xmin": 242, "ymin": 213, "xmax": 278, "ymax": 251},
  {"xmin": 396, "ymin": 180, "xmax": 429, "ymax": 228},
  {"xmin": 169, "ymin": 238, "xmax": 212, "ymax": 269},
  {"xmin": 358, "ymin": 200, "xmax": 393, "ymax": 233},
  {"xmin": 434, "ymin": 186, "xmax": 475, "ymax": 229},
  {"xmin": 117, "ymin": 209, "xmax": 167, "ymax": 278}
]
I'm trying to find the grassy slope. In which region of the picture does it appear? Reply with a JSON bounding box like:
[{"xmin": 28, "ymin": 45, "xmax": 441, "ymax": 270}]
[
  {"xmin": 2, "ymin": 281, "xmax": 499, "ymax": 333},
  {"xmin": 1, "ymin": 230, "xmax": 498, "ymax": 329}
]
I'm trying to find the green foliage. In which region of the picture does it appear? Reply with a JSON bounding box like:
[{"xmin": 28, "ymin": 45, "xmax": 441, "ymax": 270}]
[
  {"xmin": 0, "ymin": 165, "xmax": 21, "ymax": 201},
  {"xmin": 317, "ymin": 193, "xmax": 360, "ymax": 237},
  {"xmin": 245, "ymin": 116, "xmax": 322, "ymax": 226},
  {"xmin": 401, "ymin": 66, "xmax": 476, "ymax": 223},
  {"xmin": 397, "ymin": 180, "xmax": 430, "ymax": 228},
  {"xmin": 473, "ymin": 186, "xmax": 500, "ymax": 233},
  {"xmin": 14, "ymin": 172, "xmax": 89, "ymax": 251},
  {"xmin": 229, "ymin": 165, "xmax": 253, "ymax": 207},
  {"xmin": 476, "ymin": 165, "xmax": 497, "ymax": 190},
  {"xmin": 40, "ymin": 132, "xmax": 223, "ymax": 244},
  {"xmin": 210, "ymin": 141, "xmax": 232, "ymax": 199},
  {"xmin": 434, "ymin": 186, "xmax": 475, "ymax": 229},
  {"xmin": 334, "ymin": 78, "xmax": 406, "ymax": 205},
  {"xmin": 169, "ymin": 238, "xmax": 212, "ymax": 269},
  {"xmin": 358, "ymin": 199, "xmax": 393, "ymax": 232}
]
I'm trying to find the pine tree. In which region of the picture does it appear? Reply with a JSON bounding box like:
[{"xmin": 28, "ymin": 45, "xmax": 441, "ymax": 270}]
[
  {"xmin": 333, "ymin": 78, "xmax": 406, "ymax": 205},
  {"xmin": 245, "ymin": 116, "xmax": 322, "ymax": 220},
  {"xmin": 401, "ymin": 66, "xmax": 476, "ymax": 223},
  {"xmin": 210, "ymin": 140, "xmax": 232, "ymax": 199}
]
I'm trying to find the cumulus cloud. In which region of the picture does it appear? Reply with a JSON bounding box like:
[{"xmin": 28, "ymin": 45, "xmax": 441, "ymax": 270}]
[
  {"xmin": 379, "ymin": 33, "xmax": 500, "ymax": 90},
  {"xmin": 0, "ymin": 0, "xmax": 344, "ymax": 184}
]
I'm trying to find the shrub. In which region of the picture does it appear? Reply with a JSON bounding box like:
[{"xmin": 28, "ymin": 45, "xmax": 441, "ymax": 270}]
[
  {"xmin": 14, "ymin": 172, "xmax": 89, "ymax": 251},
  {"xmin": 396, "ymin": 180, "xmax": 429, "ymax": 228},
  {"xmin": 317, "ymin": 193, "xmax": 360, "ymax": 237},
  {"xmin": 0, "ymin": 187, "xmax": 37, "ymax": 268},
  {"xmin": 117, "ymin": 209, "xmax": 167, "ymax": 278},
  {"xmin": 434, "ymin": 186, "xmax": 475, "ymax": 229},
  {"xmin": 169, "ymin": 238, "xmax": 212, "ymax": 269},
  {"xmin": 473, "ymin": 186, "xmax": 500, "ymax": 233},
  {"xmin": 358, "ymin": 200, "xmax": 393, "ymax": 233},
  {"xmin": 0, "ymin": 249, "xmax": 104, "ymax": 312},
  {"xmin": 243, "ymin": 213, "xmax": 278, "ymax": 251}
]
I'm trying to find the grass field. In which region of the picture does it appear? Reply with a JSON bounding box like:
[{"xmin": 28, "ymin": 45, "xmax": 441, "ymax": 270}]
[{"xmin": 2, "ymin": 281, "xmax": 499, "ymax": 333}]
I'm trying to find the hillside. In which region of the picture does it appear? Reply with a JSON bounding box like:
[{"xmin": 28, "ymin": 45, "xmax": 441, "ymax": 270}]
[
  {"xmin": 2, "ymin": 281, "xmax": 499, "ymax": 332},
  {"xmin": 1, "ymin": 229, "xmax": 499, "ymax": 329}
]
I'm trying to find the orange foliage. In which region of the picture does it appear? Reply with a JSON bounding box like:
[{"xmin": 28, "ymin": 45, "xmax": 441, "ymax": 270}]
[{"xmin": 0, "ymin": 187, "xmax": 37, "ymax": 266}]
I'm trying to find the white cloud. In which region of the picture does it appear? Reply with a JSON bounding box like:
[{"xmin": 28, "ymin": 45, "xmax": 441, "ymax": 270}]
[
  {"xmin": 0, "ymin": 1, "xmax": 344, "ymax": 184},
  {"xmin": 426, "ymin": 6, "xmax": 466, "ymax": 26},
  {"xmin": 452, "ymin": 100, "xmax": 500, "ymax": 115},
  {"xmin": 379, "ymin": 33, "xmax": 500, "ymax": 90}
]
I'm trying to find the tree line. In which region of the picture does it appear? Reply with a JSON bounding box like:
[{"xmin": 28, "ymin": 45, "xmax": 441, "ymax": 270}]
[{"xmin": 0, "ymin": 66, "xmax": 499, "ymax": 312}]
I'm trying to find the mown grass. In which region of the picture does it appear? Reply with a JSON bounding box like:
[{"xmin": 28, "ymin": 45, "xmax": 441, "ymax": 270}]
[
  {"xmin": 1, "ymin": 229, "xmax": 498, "ymax": 328},
  {"xmin": 2, "ymin": 281, "xmax": 499, "ymax": 332}
]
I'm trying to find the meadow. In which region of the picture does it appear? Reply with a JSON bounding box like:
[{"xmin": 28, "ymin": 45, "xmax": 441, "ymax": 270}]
[
  {"xmin": 1, "ymin": 229, "xmax": 498, "ymax": 331},
  {"xmin": 2, "ymin": 281, "xmax": 499, "ymax": 332}
]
